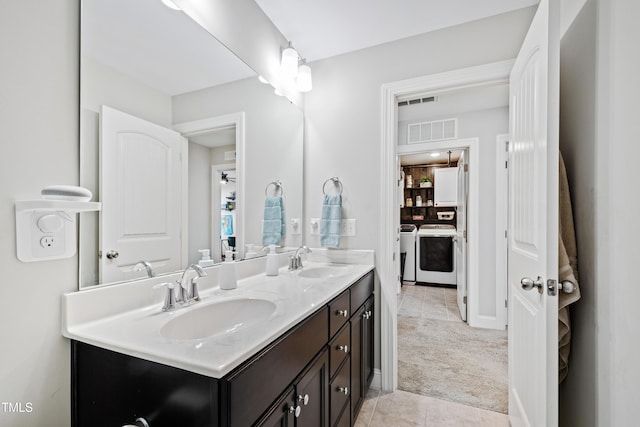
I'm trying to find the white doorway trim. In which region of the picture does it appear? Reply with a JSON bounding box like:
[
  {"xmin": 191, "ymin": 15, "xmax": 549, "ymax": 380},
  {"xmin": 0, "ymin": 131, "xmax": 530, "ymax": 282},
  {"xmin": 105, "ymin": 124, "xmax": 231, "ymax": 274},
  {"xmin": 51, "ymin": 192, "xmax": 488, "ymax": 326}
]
[
  {"xmin": 496, "ymin": 134, "xmax": 509, "ymax": 328},
  {"xmin": 380, "ymin": 60, "xmax": 514, "ymax": 391},
  {"xmin": 173, "ymin": 112, "xmax": 246, "ymax": 259}
]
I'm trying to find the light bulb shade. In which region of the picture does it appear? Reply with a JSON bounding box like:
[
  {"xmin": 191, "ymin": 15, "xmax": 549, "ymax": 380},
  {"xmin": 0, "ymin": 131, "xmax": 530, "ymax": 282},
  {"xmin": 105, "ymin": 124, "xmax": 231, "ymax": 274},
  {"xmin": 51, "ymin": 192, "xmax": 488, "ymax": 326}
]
[
  {"xmin": 161, "ymin": 0, "xmax": 181, "ymax": 10},
  {"xmin": 281, "ymin": 47, "xmax": 299, "ymax": 78},
  {"xmin": 296, "ymin": 64, "xmax": 313, "ymax": 92}
]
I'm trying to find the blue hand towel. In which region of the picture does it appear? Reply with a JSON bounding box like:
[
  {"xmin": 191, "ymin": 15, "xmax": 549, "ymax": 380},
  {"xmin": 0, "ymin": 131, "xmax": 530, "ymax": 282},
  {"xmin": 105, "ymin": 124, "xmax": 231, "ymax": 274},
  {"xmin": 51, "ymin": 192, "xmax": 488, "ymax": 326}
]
[
  {"xmin": 320, "ymin": 194, "xmax": 342, "ymax": 248},
  {"xmin": 263, "ymin": 196, "xmax": 285, "ymax": 246}
]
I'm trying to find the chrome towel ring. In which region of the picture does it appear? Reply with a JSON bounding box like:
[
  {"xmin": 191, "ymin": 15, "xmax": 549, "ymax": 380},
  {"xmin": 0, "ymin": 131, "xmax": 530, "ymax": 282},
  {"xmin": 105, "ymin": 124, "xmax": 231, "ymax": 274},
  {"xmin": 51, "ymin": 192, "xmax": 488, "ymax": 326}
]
[
  {"xmin": 322, "ymin": 177, "xmax": 343, "ymax": 195},
  {"xmin": 265, "ymin": 180, "xmax": 284, "ymax": 197}
]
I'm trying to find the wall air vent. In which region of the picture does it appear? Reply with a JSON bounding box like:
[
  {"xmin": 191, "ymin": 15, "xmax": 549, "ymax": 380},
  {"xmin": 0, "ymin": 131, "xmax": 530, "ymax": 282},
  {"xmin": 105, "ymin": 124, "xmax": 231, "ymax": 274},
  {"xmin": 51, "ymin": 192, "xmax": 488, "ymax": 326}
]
[
  {"xmin": 407, "ymin": 118, "xmax": 457, "ymax": 144},
  {"xmin": 398, "ymin": 96, "xmax": 438, "ymax": 107}
]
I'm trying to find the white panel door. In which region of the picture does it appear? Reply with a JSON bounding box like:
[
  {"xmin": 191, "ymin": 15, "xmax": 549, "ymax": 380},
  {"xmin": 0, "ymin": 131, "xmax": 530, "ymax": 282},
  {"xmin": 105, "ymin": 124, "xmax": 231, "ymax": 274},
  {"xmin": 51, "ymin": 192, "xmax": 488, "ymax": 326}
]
[
  {"xmin": 100, "ymin": 106, "xmax": 186, "ymax": 283},
  {"xmin": 508, "ymin": 0, "xmax": 559, "ymax": 425},
  {"xmin": 456, "ymin": 151, "xmax": 467, "ymax": 321}
]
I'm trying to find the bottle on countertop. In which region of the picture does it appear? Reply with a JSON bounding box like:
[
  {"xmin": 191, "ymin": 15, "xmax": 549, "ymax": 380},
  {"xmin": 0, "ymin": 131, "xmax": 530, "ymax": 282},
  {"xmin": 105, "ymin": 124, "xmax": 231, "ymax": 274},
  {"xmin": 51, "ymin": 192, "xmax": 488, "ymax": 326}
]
[
  {"xmin": 266, "ymin": 245, "xmax": 279, "ymax": 276},
  {"xmin": 219, "ymin": 255, "xmax": 237, "ymax": 290},
  {"xmin": 197, "ymin": 249, "xmax": 214, "ymax": 267}
]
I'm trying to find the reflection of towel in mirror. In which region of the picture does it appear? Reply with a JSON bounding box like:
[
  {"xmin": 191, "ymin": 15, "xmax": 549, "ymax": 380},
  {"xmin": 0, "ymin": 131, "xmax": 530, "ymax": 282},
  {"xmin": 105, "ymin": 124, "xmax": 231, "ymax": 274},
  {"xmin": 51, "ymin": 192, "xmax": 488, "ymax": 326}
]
[
  {"xmin": 320, "ymin": 194, "xmax": 342, "ymax": 248},
  {"xmin": 262, "ymin": 196, "xmax": 285, "ymax": 246},
  {"xmin": 559, "ymin": 153, "xmax": 581, "ymax": 383}
]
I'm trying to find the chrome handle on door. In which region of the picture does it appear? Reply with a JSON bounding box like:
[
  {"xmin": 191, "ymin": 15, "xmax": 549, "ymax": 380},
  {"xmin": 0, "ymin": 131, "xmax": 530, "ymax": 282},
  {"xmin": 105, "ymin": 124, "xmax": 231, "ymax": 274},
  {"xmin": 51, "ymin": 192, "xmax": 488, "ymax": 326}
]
[
  {"xmin": 336, "ymin": 309, "xmax": 349, "ymax": 317},
  {"xmin": 521, "ymin": 276, "xmax": 544, "ymax": 294},
  {"xmin": 559, "ymin": 280, "xmax": 576, "ymax": 293},
  {"xmin": 106, "ymin": 250, "xmax": 119, "ymax": 260},
  {"xmin": 337, "ymin": 344, "xmax": 348, "ymax": 353},
  {"xmin": 338, "ymin": 386, "xmax": 348, "ymax": 395},
  {"xmin": 298, "ymin": 394, "xmax": 309, "ymax": 405},
  {"xmin": 547, "ymin": 279, "xmax": 576, "ymax": 296}
]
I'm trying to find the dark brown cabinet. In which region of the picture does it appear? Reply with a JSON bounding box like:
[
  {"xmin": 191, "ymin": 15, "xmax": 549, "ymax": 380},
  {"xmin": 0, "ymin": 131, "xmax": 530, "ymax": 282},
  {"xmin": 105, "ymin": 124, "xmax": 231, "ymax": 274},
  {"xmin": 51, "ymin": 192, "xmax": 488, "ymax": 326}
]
[{"xmin": 72, "ymin": 270, "xmax": 375, "ymax": 427}]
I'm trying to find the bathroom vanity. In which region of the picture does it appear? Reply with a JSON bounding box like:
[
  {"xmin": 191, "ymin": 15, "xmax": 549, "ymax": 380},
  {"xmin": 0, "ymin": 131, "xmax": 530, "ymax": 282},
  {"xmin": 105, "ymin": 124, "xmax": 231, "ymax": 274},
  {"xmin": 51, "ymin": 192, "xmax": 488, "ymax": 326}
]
[{"xmin": 64, "ymin": 256, "xmax": 374, "ymax": 427}]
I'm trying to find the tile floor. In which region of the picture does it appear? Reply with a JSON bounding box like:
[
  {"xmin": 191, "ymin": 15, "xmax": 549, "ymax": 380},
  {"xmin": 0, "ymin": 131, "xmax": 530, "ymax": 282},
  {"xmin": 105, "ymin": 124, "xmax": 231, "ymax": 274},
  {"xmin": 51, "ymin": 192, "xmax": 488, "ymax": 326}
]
[
  {"xmin": 357, "ymin": 282, "xmax": 509, "ymax": 425},
  {"xmin": 354, "ymin": 388, "xmax": 510, "ymax": 427}
]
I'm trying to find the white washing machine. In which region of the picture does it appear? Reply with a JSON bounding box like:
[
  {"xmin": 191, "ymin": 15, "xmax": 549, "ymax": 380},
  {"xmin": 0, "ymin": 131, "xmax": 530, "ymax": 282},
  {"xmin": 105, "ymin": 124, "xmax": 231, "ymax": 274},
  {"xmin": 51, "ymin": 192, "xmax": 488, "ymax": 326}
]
[
  {"xmin": 399, "ymin": 224, "xmax": 417, "ymax": 282},
  {"xmin": 416, "ymin": 224, "xmax": 457, "ymax": 285}
]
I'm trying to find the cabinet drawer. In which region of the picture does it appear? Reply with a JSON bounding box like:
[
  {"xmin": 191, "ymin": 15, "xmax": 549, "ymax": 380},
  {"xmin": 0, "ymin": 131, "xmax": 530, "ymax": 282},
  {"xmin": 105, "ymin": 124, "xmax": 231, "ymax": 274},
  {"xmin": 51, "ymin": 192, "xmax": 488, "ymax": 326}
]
[
  {"xmin": 350, "ymin": 270, "xmax": 374, "ymax": 313},
  {"xmin": 225, "ymin": 306, "xmax": 329, "ymax": 427},
  {"xmin": 329, "ymin": 323, "xmax": 350, "ymax": 380},
  {"xmin": 329, "ymin": 355, "xmax": 351, "ymax": 427},
  {"xmin": 329, "ymin": 290, "xmax": 350, "ymax": 337}
]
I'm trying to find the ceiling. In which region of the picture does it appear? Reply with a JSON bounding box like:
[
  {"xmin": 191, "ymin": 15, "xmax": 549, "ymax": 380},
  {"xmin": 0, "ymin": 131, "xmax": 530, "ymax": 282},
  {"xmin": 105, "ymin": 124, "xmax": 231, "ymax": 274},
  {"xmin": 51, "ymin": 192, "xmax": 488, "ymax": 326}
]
[
  {"xmin": 83, "ymin": 0, "xmax": 539, "ymax": 97},
  {"xmin": 255, "ymin": 0, "xmax": 539, "ymax": 62}
]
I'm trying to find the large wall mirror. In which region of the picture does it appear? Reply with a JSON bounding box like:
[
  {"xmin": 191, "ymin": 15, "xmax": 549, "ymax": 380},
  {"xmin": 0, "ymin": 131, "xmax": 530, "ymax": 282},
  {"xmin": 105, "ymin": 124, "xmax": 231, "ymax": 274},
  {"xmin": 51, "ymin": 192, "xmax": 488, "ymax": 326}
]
[{"xmin": 79, "ymin": 0, "xmax": 303, "ymax": 289}]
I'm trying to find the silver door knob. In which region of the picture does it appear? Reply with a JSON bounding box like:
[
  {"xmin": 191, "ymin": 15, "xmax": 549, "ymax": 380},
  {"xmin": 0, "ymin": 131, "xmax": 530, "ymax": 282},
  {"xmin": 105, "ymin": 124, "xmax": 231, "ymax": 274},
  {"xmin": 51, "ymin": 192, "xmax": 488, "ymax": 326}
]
[
  {"xmin": 559, "ymin": 280, "xmax": 576, "ymax": 293},
  {"xmin": 336, "ymin": 309, "xmax": 349, "ymax": 317},
  {"xmin": 338, "ymin": 386, "xmax": 349, "ymax": 395},
  {"xmin": 337, "ymin": 344, "xmax": 348, "ymax": 353},
  {"xmin": 106, "ymin": 250, "xmax": 119, "ymax": 260},
  {"xmin": 521, "ymin": 276, "xmax": 544, "ymax": 294}
]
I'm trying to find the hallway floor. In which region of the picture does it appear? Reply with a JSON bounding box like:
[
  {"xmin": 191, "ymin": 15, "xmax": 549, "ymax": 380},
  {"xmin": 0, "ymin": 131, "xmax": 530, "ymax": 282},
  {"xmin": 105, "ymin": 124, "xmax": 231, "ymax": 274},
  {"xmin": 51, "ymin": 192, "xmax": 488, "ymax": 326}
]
[
  {"xmin": 354, "ymin": 388, "xmax": 510, "ymax": 426},
  {"xmin": 397, "ymin": 283, "xmax": 509, "ymax": 413}
]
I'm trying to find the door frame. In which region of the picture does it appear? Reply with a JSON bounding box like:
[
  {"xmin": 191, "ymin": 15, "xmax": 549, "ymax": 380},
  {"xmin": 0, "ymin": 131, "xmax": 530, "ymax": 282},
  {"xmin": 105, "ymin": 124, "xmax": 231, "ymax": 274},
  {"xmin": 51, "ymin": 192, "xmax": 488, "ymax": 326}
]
[
  {"xmin": 496, "ymin": 134, "xmax": 509, "ymax": 328},
  {"xmin": 173, "ymin": 112, "xmax": 246, "ymax": 260},
  {"xmin": 380, "ymin": 60, "xmax": 514, "ymax": 391}
]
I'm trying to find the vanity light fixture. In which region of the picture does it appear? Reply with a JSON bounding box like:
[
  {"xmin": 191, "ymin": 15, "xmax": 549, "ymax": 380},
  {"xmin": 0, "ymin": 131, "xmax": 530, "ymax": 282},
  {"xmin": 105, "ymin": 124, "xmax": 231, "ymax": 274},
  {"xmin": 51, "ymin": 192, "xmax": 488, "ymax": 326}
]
[
  {"xmin": 296, "ymin": 61, "xmax": 313, "ymax": 93},
  {"xmin": 161, "ymin": 0, "xmax": 181, "ymax": 11},
  {"xmin": 281, "ymin": 42, "xmax": 299, "ymax": 79}
]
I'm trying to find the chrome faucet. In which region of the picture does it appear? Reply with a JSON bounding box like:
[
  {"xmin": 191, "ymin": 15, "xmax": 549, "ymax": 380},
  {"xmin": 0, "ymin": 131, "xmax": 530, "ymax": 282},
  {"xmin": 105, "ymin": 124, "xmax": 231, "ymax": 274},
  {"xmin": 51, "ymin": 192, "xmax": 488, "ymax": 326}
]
[
  {"xmin": 289, "ymin": 246, "xmax": 312, "ymax": 271},
  {"xmin": 176, "ymin": 264, "xmax": 207, "ymax": 304},
  {"xmin": 134, "ymin": 260, "xmax": 155, "ymax": 278}
]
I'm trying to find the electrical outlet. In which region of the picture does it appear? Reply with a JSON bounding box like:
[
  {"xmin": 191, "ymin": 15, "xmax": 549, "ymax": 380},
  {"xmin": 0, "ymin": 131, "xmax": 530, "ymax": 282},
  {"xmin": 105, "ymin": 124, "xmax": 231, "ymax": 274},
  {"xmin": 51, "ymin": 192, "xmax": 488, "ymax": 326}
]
[
  {"xmin": 341, "ymin": 219, "xmax": 356, "ymax": 236},
  {"xmin": 310, "ymin": 218, "xmax": 320, "ymax": 235},
  {"xmin": 40, "ymin": 236, "xmax": 55, "ymax": 248},
  {"xmin": 290, "ymin": 218, "xmax": 301, "ymax": 235}
]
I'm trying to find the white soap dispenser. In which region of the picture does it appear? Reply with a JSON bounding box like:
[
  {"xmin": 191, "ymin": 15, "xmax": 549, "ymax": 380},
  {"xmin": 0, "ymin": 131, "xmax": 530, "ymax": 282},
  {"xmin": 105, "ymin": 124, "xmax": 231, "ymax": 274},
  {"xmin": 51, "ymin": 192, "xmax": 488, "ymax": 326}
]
[
  {"xmin": 219, "ymin": 257, "xmax": 237, "ymax": 290},
  {"xmin": 197, "ymin": 249, "xmax": 214, "ymax": 267},
  {"xmin": 266, "ymin": 245, "xmax": 279, "ymax": 276}
]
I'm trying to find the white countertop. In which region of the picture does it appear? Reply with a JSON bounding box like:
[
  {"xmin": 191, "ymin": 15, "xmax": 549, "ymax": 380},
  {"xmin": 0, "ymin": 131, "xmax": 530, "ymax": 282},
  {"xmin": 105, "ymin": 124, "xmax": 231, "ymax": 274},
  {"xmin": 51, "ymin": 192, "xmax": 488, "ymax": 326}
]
[{"xmin": 62, "ymin": 252, "xmax": 374, "ymax": 379}]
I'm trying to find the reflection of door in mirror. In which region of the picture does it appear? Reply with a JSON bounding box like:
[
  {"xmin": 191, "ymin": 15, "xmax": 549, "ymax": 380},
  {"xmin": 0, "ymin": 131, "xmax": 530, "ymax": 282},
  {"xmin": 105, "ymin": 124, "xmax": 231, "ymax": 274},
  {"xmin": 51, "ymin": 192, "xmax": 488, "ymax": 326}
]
[{"xmin": 100, "ymin": 106, "xmax": 187, "ymax": 283}]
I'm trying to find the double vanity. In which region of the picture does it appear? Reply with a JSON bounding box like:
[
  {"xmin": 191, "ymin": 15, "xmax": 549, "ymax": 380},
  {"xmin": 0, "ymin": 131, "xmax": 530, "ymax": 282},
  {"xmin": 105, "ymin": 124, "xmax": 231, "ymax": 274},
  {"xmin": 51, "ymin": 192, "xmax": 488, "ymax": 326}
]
[{"xmin": 63, "ymin": 250, "xmax": 375, "ymax": 426}]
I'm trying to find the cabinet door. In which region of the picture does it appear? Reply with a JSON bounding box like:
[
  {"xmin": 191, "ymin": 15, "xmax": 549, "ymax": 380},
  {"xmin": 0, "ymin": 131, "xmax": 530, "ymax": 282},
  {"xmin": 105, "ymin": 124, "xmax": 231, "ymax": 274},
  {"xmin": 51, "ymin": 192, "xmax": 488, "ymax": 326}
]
[
  {"xmin": 257, "ymin": 387, "xmax": 296, "ymax": 427},
  {"xmin": 296, "ymin": 349, "xmax": 329, "ymax": 427},
  {"xmin": 434, "ymin": 167, "xmax": 458, "ymax": 207},
  {"xmin": 351, "ymin": 297, "xmax": 375, "ymax": 421}
]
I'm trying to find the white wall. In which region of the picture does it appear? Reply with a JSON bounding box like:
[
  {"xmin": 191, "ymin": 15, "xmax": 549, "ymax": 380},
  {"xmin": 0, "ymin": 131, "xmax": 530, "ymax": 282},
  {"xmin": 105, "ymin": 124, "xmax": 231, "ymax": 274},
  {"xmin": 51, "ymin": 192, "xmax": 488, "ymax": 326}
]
[
  {"xmin": 0, "ymin": 1, "xmax": 78, "ymax": 426},
  {"xmin": 399, "ymin": 107, "xmax": 508, "ymax": 319},
  {"xmin": 188, "ymin": 142, "xmax": 213, "ymax": 265},
  {"xmin": 600, "ymin": 0, "xmax": 640, "ymax": 424}
]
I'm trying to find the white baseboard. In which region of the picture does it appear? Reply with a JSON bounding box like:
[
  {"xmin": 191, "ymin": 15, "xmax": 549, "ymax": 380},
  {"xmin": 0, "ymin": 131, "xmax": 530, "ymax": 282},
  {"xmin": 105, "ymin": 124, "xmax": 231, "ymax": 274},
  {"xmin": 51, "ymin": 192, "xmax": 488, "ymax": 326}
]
[{"xmin": 370, "ymin": 368, "xmax": 382, "ymax": 390}]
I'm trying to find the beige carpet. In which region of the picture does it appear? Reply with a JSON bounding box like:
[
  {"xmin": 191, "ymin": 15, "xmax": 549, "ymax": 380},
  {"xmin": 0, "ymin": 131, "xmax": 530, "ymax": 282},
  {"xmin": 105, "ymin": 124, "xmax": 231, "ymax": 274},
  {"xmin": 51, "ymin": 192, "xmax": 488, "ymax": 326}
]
[{"xmin": 397, "ymin": 284, "xmax": 508, "ymax": 413}]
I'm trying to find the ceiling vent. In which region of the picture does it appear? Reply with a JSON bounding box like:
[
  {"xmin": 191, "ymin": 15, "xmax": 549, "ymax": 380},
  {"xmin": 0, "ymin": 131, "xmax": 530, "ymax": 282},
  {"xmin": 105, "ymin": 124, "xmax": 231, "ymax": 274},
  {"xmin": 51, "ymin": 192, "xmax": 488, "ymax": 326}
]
[
  {"xmin": 407, "ymin": 118, "xmax": 457, "ymax": 144},
  {"xmin": 398, "ymin": 96, "xmax": 438, "ymax": 107}
]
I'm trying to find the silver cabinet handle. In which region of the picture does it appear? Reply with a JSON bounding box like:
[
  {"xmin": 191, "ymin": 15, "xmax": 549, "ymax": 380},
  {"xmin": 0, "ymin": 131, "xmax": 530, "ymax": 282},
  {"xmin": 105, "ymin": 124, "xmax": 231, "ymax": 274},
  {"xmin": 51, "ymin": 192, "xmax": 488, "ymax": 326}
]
[
  {"xmin": 106, "ymin": 250, "xmax": 119, "ymax": 259},
  {"xmin": 336, "ymin": 309, "xmax": 349, "ymax": 317},
  {"xmin": 289, "ymin": 405, "xmax": 301, "ymax": 417},
  {"xmin": 337, "ymin": 344, "xmax": 348, "ymax": 353},
  {"xmin": 298, "ymin": 394, "xmax": 309, "ymax": 405},
  {"xmin": 338, "ymin": 386, "xmax": 348, "ymax": 395},
  {"xmin": 521, "ymin": 276, "xmax": 544, "ymax": 294}
]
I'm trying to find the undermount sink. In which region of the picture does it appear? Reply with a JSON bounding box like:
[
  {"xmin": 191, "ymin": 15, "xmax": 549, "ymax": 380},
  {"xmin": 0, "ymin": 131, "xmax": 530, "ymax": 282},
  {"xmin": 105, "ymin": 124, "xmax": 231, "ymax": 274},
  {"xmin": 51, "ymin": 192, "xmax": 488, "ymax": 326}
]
[
  {"xmin": 160, "ymin": 298, "xmax": 276, "ymax": 341},
  {"xmin": 297, "ymin": 266, "xmax": 349, "ymax": 279}
]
